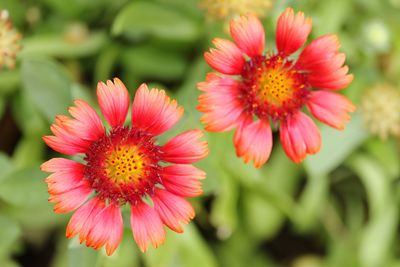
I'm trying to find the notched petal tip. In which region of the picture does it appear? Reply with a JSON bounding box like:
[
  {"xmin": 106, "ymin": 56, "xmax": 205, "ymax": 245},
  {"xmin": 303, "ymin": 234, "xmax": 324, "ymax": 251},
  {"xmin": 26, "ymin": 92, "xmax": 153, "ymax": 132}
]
[
  {"xmin": 97, "ymin": 77, "xmax": 130, "ymax": 128},
  {"xmin": 234, "ymin": 118, "xmax": 273, "ymax": 168},
  {"xmin": 204, "ymin": 38, "xmax": 244, "ymax": 75},
  {"xmin": 280, "ymin": 112, "xmax": 321, "ymax": 163},
  {"xmin": 130, "ymin": 202, "xmax": 166, "ymax": 253},
  {"xmin": 131, "ymin": 84, "xmax": 184, "ymax": 136},
  {"xmin": 229, "ymin": 13, "xmax": 265, "ymax": 57},
  {"xmin": 307, "ymin": 91, "xmax": 356, "ymax": 130},
  {"xmin": 276, "ymin": 7, "xmax": 312, "ymax": 56}
]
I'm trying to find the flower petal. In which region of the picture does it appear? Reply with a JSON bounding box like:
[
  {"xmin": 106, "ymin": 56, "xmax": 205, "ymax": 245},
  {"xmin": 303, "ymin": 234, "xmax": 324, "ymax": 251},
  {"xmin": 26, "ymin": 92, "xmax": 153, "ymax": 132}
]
[
  {"xmin": 131, "ymin": 84, "xmax": 184, "ymax": 136},
  {"xmin": 197, "ymin": 73, "xmax": 244, "ymax": 132},
  {"xmin": 85, "ymin": 203, "xmax": 123, "ymax": 256},
  {"xmin": 97, "ymin": 78, "xmax": 130, "ymax": 127},
  {"xmin": 161, "ymin": 130, "xmax": 208, "ymax": 164},
  {"xmin": 41, "ymin": 158, "xmax": 83, "ymax": 173},
  {"xmin": 63, "ymin": 100, "xmax": 105, "ymax": 141},
  {"xmin": 307, "ymin": 66, "xmax": 354, "ymax": 90},
  {"xmin": 230, "ymin": 14, "xmax": 265, "ymax": 57},
  {"xmin": 161, "ymin": 165, "xmax": 205, "ymax": 197},
  {"xmin": 46, "ymin": 168, "xmax": 86, "ymax": 195},
  {"xmin": 306, "ymin": 91, "xmax": 356, "ymax": 130},
  {"xmin": 153, "ymin": 189, "xmax": 195, "ymax": 233},
  {"xmin": 276, "ymin": 7, "xmax": 312, "ymax": 56},
  {"xmin": 280, "ymin": 111, "xmax": 321, "ymax": 163},
  {"xmin": 296, "ymin": 34, "xmax": 353, "ymax": 90},
  {"xmin": 234, "ymin": 117, "xmax": 273, "ymax": 168},
  {"xmin": 66, "ymin": 198, "xmax": 104, "ymax": 239},
  {"xmin": 48, "ymin": 184, "xmax": 92, "ymax": 214},
  {"xmin": 43, "ymin": 121, "xmax": 91, "ymax": 155},
  {"xmin": 131, "ymin": 201, "xmax": 166, "ymax": 252},
  {"xmin": 204, "ymin": 38, "xmax": 245, "ymax": 75},
  {"xmin": 296, "ymin": 34, "xmax": 340, "ymax": 68}
]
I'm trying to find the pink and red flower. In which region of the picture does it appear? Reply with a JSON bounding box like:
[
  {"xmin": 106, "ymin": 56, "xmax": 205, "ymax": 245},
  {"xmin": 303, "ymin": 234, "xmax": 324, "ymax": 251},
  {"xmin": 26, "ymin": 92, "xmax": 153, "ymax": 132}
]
[
  {"xmin": 41, "ymin": 78, "xmax": 208, "ymax": 255},
  {"xmin": 198, "ymin": 8, "xmax": 355, "ymax": 167}
]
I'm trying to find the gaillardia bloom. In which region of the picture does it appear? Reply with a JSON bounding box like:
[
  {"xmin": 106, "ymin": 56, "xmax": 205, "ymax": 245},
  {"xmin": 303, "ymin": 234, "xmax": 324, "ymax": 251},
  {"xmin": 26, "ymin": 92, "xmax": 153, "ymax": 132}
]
[
  {"xmin": 41, "ymin": 78, "xmax": 208, "ymax": 255},
  {"xmin": 198, "ymin": 8, "xmax": 355, "ymax": 166}
]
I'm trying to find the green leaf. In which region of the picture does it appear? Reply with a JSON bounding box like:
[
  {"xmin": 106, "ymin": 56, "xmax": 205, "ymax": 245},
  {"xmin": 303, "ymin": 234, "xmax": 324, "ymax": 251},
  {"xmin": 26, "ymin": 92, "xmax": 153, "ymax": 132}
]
[
  {"xmin": 242, "ymin": 190, "xmax": 284, "ymax": 240},
  {"xmin": 0, "ymin": 214, "xmax": 21, "ymax": 258},
  {"xmin": 70, "ymin": 83, "xmax": 96, "ymax": 105},
  {"xmin": 294, "ymin": 174, "xmax": 329, "ymax": 232},
  {"xmin": 215, "ymin": 229, "xmax": 278, "ymax": 267},
  {"xmin": 49, "ymin": 235, "xmax": 68, "ymax": 267},
  {"xmin": 262, "ymin": 145, "xmax": 303, "ymax": 194},
  {"xmin": 0, "ymin": 165, "xmax": 64, "ymax": 230},
  {"xmin": 176, "ymin": 224, "xmax": 218, "ymax": 267},
  {"xmin": 141, "ymin": 230, "xmax": 178, "ymax": 267},
  {"xmin": 68, "ymin": 239, "xmax": 100, "ymax": 267},
  {"xmin": 359, "ymin": 205, "xmax": 398, "ymax": 267},
  {"xmin": 0, "ymin": 259, "xmax": 21, "ymax": 267},
  {"xmin": 0, "ymin": 165, "xmax": 63, "ymax": 232},
  {"xmin": 100, "ymin": 232, "xmax": 139, "ymax": 267},
  {"xmin": 154, "ymin": 0, "xmax": 203, "ymax": 19},
  {"xmin": 94, "ymin": 44, "xmax": 121, "ymax": 83},
  {"xmin": 325, "ymin": 237, "xmax": 360, "ymax": 267},
  {"xmin": 19, "ymin": 32, "xmax": 108, "ymax": 58},
  {"xmin": 21, "ymin": 58, "xmax": 72, "ymax": 122},
  {"xmin": 222, "ymin": 141, "xmax": 300, "ymax": 222},
  {"xmin": 221, "ymin": 133, "xmax": 264, "ymax": 188},
  {"xmin": 313, "ymin": 0, "xmax": 352, "ymax": 36},
  {"xmin": 143, "ymin": 225, "xmax": 218, "ymax": 267},
  {"xmin": 112, "ymin": 1, "xmax": 200, "ymax": 42},
  {"xmin": 0, "ymin": 70, "xmax": 20, "ymax": 96},
  {"xmin": 175, "ymin": 56, "xmax": 208, "ymax": 112},
  {"xmin": 121, "ymin": 45, "xmax": 187, "ymax": 81},
  {"xmin": 11, "ymin": 90, "xmax": 48, "ymax": 136},
  {"xmin": 0, "ymin": 166, "xmax": 48, "ymax": 207},
  {"xmin": 12, "ymin": 136, "xmax": 45, "ymax": 168},
  {"xmin": 0, "ymin": 152, "xmax": 14, "ymax": 183},
  {"xmin": 305, "ymin": 114, "xmax": 369, "ymax": 176},
  {"xmin": 210, "ymin": 168, "xmax": 239, "ymax": 238},
  {"xmin": 346, "ymin": 154, "xmax": 390, "ymax": 217},
  {"xmin": 364, "ymin": 137, "xmax": 400, "ymax": 179}
]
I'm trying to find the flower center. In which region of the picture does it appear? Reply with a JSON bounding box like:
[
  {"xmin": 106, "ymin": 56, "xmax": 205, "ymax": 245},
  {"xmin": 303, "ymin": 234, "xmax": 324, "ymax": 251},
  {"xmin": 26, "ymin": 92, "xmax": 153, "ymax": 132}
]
[
  {"xmin": 257, "ymin": 66, "xmax": 295, "ymax": 106},
  {"xmin": 84, "ymin": 127, "xmax": 162, "ymax": 205},
  {"xmin": 240, "ymin": 55, "xmax": 310, "ymax": 121},
  {"xmin": 104, "ymin": 145, "xmax": 149, "ymax": 185}
]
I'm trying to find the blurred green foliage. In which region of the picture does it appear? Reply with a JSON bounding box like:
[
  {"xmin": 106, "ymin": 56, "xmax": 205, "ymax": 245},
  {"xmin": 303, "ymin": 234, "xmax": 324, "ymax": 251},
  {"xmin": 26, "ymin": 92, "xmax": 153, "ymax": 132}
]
[{"xmin": 1, "ymin": 0, "xmax": 400, "ymax": 267}]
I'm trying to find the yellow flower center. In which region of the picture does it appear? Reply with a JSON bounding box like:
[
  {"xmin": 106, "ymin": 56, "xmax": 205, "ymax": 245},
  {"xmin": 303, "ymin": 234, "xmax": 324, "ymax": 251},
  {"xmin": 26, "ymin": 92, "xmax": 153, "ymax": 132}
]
[
  {"xmin": 104, "ymin": 145, "xmax": 148, "ymax": 184},
  {"xmin": 257, "ymin": 67, "xmax": 295, "ymax": 107},
  {"xmin": 240, "ymin": 55, "xmax": 309, "ymax": 121},
  {"xmin": 84, "ymin": 127, "xmax": 161, "ymax": 204}
]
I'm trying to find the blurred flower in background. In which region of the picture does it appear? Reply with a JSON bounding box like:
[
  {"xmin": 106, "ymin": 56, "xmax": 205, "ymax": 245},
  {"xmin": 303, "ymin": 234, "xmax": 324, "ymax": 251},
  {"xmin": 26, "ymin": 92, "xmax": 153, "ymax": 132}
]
[
  {"xmin": 63, "ymin": 22, "xmax": 89, "ymax": 45},
  {"xmin": 363, "ymin": 20, "xmax": 390, "ymax": 53},
  {"xmin": 360, "ymin": 83, "xmax": 400, "ymax": 139},
  {"xmin": 0, "ymin": 9, "xmax": 21, "ymax": 69},
  {"xmin": 199, "ymin": 0, "xmax": 273, "ymax": 20}
]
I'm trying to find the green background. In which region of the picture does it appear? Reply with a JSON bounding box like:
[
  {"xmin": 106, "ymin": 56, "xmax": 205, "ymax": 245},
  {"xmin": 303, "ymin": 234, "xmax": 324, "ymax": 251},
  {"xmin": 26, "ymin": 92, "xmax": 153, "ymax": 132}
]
[{"xmin": 0, "ymin": 0, "xmax": 400, "ymax": 266}]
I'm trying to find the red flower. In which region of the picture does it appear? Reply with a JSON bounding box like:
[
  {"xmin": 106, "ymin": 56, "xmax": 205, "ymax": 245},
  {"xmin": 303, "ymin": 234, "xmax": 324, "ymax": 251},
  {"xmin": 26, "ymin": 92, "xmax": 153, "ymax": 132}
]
[
  {"xmin": 198, "ymin": 8, "xmax": 355, "ymax": 166},
  {"xmin": 41, "ymin": 78, "xmax": 208, "ymax": 255}
]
